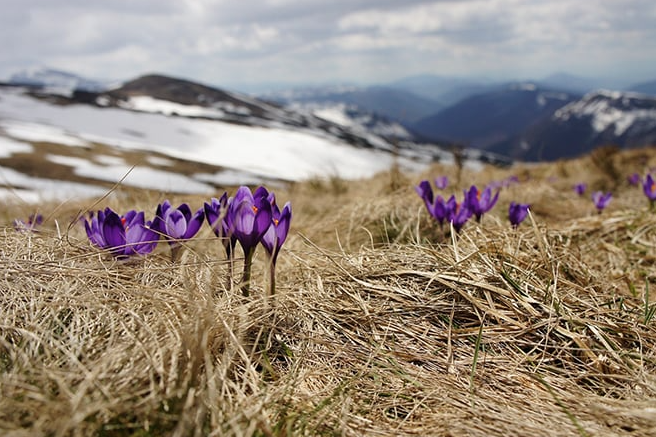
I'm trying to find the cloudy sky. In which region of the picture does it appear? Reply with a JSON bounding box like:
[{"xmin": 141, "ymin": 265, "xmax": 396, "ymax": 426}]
[{"xmin": 2, "ymin": 0, "xmax": 656, "ymax": 91}]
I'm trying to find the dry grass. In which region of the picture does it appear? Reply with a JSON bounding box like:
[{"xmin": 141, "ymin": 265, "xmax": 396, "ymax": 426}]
[{"xmin": 2, "ymin": 147, "xmax": 656, "ymax": 436}]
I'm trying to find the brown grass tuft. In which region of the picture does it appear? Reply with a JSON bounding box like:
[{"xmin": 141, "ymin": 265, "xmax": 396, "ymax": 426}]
[{"xmin": 2, "ymin": 147, "xmax": 656, "ymax": 436}]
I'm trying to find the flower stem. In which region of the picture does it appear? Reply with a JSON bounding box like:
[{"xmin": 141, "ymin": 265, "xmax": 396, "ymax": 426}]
[
  {"xmin": 225, "ymin": 243, "xmax": 234, "ymax": 291},
  {"xmin": 268, "ymin": 259, "xmax": 276, "ymax": 297},
  {"xmin": 241, "ymin": 248, "xmax": 255, "ymax": 297},
  {"xmin": 170, "ymin": 244, "xmax": 182, "ymax": 263}
]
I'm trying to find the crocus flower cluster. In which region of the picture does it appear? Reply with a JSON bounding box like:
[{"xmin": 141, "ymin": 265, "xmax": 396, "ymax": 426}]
[
  {"xmin": 574, "ymin": 183, "xmax": 587, "ymax": 196},
  {"xmin": 628, "ymin": 173, "xmax": 641, "ymax": 186},
  {"xmin": 508, "ymin": 202, "xmax": 530, "ymax": 228},
  {"xmin": 643, "ymin": 174, "xmax": 656, "ymax": 209},
  {"xmin": 152, "ymin": 200, "xmax": 205, "ymax": 261},
  {"xmin": 434, "ymin": 176, "xmax": 449, "ymax": 190},
  {"xmin": 204, "ymin": 186, "xmax": 291, "ymax": 295},
  {"xmin": 592, "ymin": 191, "xmax": 612, "ymax": 213},
  {"xmin": 83, "ymin": 185, "xmax": 292, "ymax": 296},
  {"xmin": 13, "ymin": 213, "xmax": 43, "ymax": 232},
  {"xmin": 415, "ymin": 180, "xmax": 499, "ymax": 233},
  {"xmin": 84, "ymin": 208, "xmax": 159, "ymax": 258},
  {"xmin": 466, "ymin": 185, "xmax": 500, "ymax": 222}
]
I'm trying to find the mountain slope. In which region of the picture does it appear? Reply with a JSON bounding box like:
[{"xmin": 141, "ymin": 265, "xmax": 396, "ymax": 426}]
[
  {"xmin": 411, "ymin": 83, "xmax": 578, "ymax": 149},
  {"xmin": 488, "ymin": 90, "xmax": 656, "ymax": 161}
]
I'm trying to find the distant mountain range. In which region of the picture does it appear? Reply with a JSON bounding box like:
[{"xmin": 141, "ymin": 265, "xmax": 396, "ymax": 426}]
[
  {"xmin": 264, "ymin": 74, "xmax": 656, "ymax": 162},
  {"xmin": 261, "ymin": 84, "xmax": 442, "ymax": 125},
  {"xmin": 627, "ymin": 80, "xmax": 656, "ymax": 96},
  {"xmin": 489, "ymin": 90, "xmax": 656, "ymax": 160},
  {"xmin": 5, "ymin": 67, "xmax": 656, "ymax": 164},
  {"xmin": 410, "ymin": 83, "xmax": 579, "ymax": 149}
]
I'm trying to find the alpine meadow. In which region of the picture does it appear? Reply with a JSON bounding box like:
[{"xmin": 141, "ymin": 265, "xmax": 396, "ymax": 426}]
[{"xmin": 2, "ymin": 145, "xmax": 656, "ymax": 436}]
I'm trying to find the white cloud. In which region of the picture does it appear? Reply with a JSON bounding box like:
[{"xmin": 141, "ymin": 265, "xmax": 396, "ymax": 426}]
[{"xmin": 0, "ymin": 0, "xmax": 655, "ymax": 87}]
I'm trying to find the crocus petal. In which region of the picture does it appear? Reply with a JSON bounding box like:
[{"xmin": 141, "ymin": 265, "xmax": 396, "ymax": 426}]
[
  {"xmin": 84, "ymin": 214, "xmax": 106, "ymax": 248},
  {"xmin": 643, "ymin": 174, "xmax": 656, "ymax": 200},
  {"xmin": 204, "ymin": 200, "xmax": 221, "ymax": 235},
  {"xmin": 261, "ymin": 224, "xmax": 276, "ymax": 255},
  {"xmin": 432, "ymin": 196, "xmax": 448, "ymax": 224},
  {"xmin": 183, "ymin": 207, "xmax": 205, "ymax": 239},
  {"xmin": 254, "ymin": 185, "xmax": 270, "ymax": 200},
  {"xmin": 176, "ymin": 203, "xmax": 193, "ymax": 222},
  {"xmin": 102, "ymin": 211, "xmax": 127, "ymax": 254},
  {"xmin": 253, "ymin": 196, "xmax": 273, "ymax": 235},
  {"xmin": 166, "ymin": 210, "xmax": 188, "ymax": 239},
  {"xmin": 126, "ymin": 212, "xmax": 158, "ymax": 255},
  {"xmin": 261, "ymin": 201, "xmax": 291, "ymax": 261},
  {"xmin": 233, "ymin": 186, "xmax": 254, "ymax": 205},
  {"xmin": 234, "ymin": 199, "xmax": 256, "ymax": 235},
  {"xmin": 415, "ymin": 180, "xmax": 434, "ymax": 211},
  {"xmin": 276, "ymin": 203, "xmax": 292, "ymax": 244}
]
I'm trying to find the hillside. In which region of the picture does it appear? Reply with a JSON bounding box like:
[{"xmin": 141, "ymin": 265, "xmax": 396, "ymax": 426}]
[
  {"xmin": 1, "ymin": 146, "xmax": 656, "ymax": 435},
  {"xmin": 0, "ymin": 77, "xmax": 514, "ymax": 202}
]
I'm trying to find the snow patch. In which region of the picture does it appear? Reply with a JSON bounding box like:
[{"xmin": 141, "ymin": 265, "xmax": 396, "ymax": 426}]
[
  {"xmin": 195, "ymin": 169, "xmax": 274, "ymax": 187},
  {"xmin": 45, "ymin": 154, "xmax": 215, "ymax": 193},
  {"xmin": 0, "ymin": 119, "xmax": 89, "ymax": 147},
  {"xmin": 146, "ymin": 156, "xmax": 175, "ymax": 167},
  {"xmin": 313, "ymin": 105, "xmax": 355, "ymax": 127},
  {"xmin": 0, "ymin": 136, "xmax": 33, "ymax": 157},
  {"xmin": 119, "ymin": 96, "xmax": 226, "ymax": 118},
  {"xmin": 0, "ymin": 165, "xmax": 108, "ymax": 202}
]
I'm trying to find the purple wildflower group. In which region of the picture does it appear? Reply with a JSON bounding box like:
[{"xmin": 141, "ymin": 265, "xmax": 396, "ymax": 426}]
[
  {"xmin": 83, "ymin": 185, "xmax": 292, "ymax": 296},
  {"xmin": 415, "ymin": 176, "xmax": 529, "ymax": 232},
  {"xmin": 573, "ymin": 171, "xmax": 656, "ymax": 214}
]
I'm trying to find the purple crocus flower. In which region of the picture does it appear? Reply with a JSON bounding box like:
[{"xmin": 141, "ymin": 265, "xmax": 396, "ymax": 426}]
[
  {"xmin": 261, "ymin": 201, "xmax": 292, "ymax": 264},
  {"xmin": 466, "ymin": 185, "xmax": 499, "ymax": 222},
  {"xmin": 153, "ymin": 200, "xmax": 205, "ymax": 261},
  {"xmin": 204, "ymin": 192, "xmax": 234, "ymax": 253},
  {"xmin": 229, "ymin": 186, "xmax": 273, "ymax": 255},
  {"xmin": 591, "ymin": 191, "xmax": 612, "ymax": 213},
  {"xmin": 84, "ymin": 207, "xmax": 158, "ymax": 258},
  {"xmin": 508, "ymin": 202, "xmax": 530, "ymax": 228},
  {"xmin": 154, "ymin": 201, "xmax": 205, "ymax": 242},
  {"xmin": 415, "ymin": 180, "xmax": 434, "ymax": 213},
  {"xmin": 435, "ymin": 176, "xmax": 449, "ymax": 190},
  {"xmin": 642, "ymin": 174, "xmax": 656, "ymax": 208},
  {"xmin": 225, "ymin": 186, "xmax": 273, "ymax": 296},
  {"xmin": 505, "ymin": 175, "xmax": 519, "ymax": 186},
  {"xmin": 13, "ymin": 213, "xmax": 43, "ymax": 232},
  {"xmin": 628, "ymin": 173, "xmax": 641, "ymax": 186},
  {"xmin": 432, "ymin": 195, "xmax": 455, "ymax": 228},
  {"xmin": 448, "ymin": 200, "xmax": 473, "ymax": 233},
  {"xmin": 574, "ymin": 183, "xmax": 587, "ymax": 196},
  {"xmin": 261, "ymin": 197, "xmax": 292, "ymax": 296}
]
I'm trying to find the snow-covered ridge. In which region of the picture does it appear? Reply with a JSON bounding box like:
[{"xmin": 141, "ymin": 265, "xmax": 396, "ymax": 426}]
[
  {"xmin": 0, "ymin": 86, "xmax": 434, "ymax": 201},
  {"xmin": 554, "ymin": 90, "xmax": 656, "ymax": 136}
]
